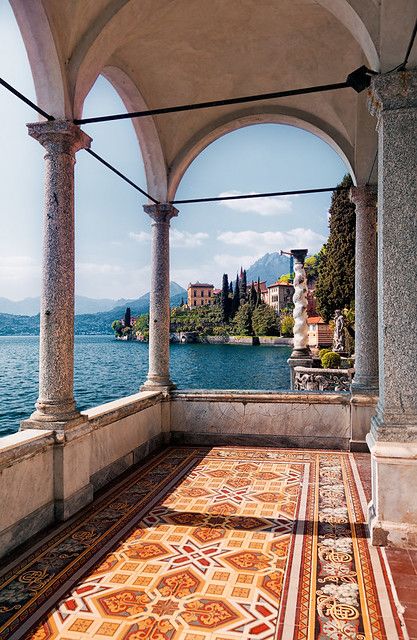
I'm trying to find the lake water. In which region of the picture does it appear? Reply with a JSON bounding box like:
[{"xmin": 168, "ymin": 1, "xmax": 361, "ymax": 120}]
[{"xmin": 0, "ymin": 335, "xmax": 292, "ymax": 437}]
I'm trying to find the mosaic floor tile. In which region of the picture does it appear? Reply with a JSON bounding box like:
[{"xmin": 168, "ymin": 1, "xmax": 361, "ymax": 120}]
[{"xmin": 0, "ymin": 447, "xmax": 406, "ymax": 639}]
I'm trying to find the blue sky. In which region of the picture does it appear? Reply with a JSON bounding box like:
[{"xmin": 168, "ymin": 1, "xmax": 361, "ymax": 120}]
[{"xmin": 0, "ymin": 1, "xmax": 347, "ymax": 300}]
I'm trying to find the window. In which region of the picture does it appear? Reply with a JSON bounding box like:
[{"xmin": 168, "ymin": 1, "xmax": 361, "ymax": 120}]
[
  {"xmin": 194, "ymin": 300, "xmax": 196, "ymax": 306},
  {"xmin": 201, "ymin": 290, "xmax": 204, "ymax": 297},
  {"xmin": 194, "ymin": 290, "xmax": 196, "ymax": 297},
  {"xmin": 208, "ymin": 291, "xmax": 211, "ymax": 297}
]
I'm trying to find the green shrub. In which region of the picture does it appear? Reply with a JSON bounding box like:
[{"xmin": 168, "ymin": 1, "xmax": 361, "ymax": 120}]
[
  {"xmin": 280, "ymin": 314, "xmax": 294, "ymax": 337},
  {"xmin": 319, "ymin": 347, "xmax": 331, "ymax": 360},
  {"xmin": 321, "ymin": 351, "xmax": 341, "ymax": 369}
]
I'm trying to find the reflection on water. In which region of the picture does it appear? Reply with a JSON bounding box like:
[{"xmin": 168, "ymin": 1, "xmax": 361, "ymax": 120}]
[{"xmin": 0, "ymin": 335, "xmax": 291, "ymax": 437}]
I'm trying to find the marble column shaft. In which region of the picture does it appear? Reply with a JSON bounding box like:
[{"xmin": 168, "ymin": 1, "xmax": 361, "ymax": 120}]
[
  {"xmin": 350, "ymin": 186, "xmax": 378, "ymax": 393},
  {"xmin": 24, "ymin": 120, "xmax": 91, "ymax": 428},
  {"xmin": 368, "ymin": 70, "xmax": 417, "ymax": 442},
  {"xmin": 142, "ymin": 203, "xmax": 178, "ymax": 390},
  {"xmin": 289, "ymin": 249, "xmax": 311, "ymax": 359}
]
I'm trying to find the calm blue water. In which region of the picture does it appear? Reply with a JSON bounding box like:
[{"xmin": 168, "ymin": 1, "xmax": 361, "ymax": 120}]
[{"xmin": 0, "ymin": 335, "xmax": 291, "ymax": 437}]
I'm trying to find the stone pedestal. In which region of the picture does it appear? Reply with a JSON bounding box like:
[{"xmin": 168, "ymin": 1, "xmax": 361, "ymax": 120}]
[
  {"xmin": 141, "ymin": 203, "xmax": 178, "ymax": 392},
  {"xmin": 367, "ymin": 69, "xmax": 417, "ymax": 547},
  {"xmin": 288, "ymin": 249, "xmax": 312, "ymax": 388},
  {"xmin": 21, "ymin": 121, "xmax": 91, "ymax": 431}
]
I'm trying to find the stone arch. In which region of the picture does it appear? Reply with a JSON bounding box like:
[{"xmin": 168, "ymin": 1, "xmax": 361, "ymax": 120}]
[
  {"xmin": 71, "ymin": 0, "xmax": 379, "ymax": 120},
  {"xmin": 9, "ymin": 0, "xmax": 71, "ymax": 118},
  {"xmin": 167, "ymin": 107, "xmax": 356, "ymax": 201},
  {"xmin": 316, "ymin": 0, "xmax": 380, "ymax": 71},
  {"xmin": 101, "ymin": 66, "xmax": 168, "ymax": 202}
]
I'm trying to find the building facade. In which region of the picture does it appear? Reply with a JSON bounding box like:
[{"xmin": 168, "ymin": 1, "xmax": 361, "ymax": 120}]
[
  {"xmin": 187, "ymin": 283, "xmax": 214, "ymax": 307},
  {"xmin": 267, "ymin": 281, "xmax": 294, "ymax": 314}
]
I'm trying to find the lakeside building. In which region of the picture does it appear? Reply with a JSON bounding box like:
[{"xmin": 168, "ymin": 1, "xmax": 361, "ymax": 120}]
[
  {"xmin": 247, "ymin": 280, "xmax": 269, "ymax": 304},
  {"xmin": 187, "ymin": 282, "xmax": 214, "ymax": 307},
  {"xmin": 307, "ymin": 315, "xmax": 333, "ymax": 348},
  {"xmin": 267, "ymin": 280, "xmax": 294, "ymax": 313}
]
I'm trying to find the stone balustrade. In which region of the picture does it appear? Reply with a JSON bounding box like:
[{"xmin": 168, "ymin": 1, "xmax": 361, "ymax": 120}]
[{"xmin": 294, "ymin": 366, "xmax": 354, "ymax": 392}]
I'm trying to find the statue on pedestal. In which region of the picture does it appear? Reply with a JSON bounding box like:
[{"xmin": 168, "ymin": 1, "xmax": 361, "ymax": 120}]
[{"xmin": 333, "ymin": 309, "xmax": 345, "ymax": 353}]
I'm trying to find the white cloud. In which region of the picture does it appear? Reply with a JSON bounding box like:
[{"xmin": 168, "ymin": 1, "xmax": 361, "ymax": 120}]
[
  {"xmin": 218, "ymin": 191, "xmax": 294, "ymax": 216},
  {"xmin": 130, "ymin": 229, "xmax": 209, "ymax": 248},
  {"xmin": 170, "ymin": 230, "xmax": 209, "ymax": 248},
  {"xmin": 129, "ymin": 231, "xmax": 151, "ymax": 243},
  {"xmin": 213, "ymin": 253, "xmax": 262, "ymax": 274},
  {"xmin": 217, "ymin": 228, "xmax": 326, "ymax": 254}
]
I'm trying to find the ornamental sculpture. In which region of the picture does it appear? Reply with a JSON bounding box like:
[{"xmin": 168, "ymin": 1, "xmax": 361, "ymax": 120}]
[{"xmin": 333, "ymin": 309, "xmax": 345, "ymax": 353}]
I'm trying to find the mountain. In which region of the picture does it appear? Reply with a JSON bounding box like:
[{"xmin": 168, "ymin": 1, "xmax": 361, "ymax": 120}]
[
  {"xmin": 0, "ymin": 283, "xmax": 187, "ymax": 336},
  {"xmin": 0, "ymin": 295, "xmax": 131, "ymax": 316},
  {"xmin": 245, "ymin": 252, "xmax": 292, "ymax": 286}
]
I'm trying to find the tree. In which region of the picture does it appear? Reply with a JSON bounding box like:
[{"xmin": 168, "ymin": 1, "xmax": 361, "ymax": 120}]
[
  {"xmin": 221, "ymin": 273, "xmax": 230, "ymax": 323},
  {"xmin": 124, "ymin": 306, "xmax": 131, "ymax": 327},
  {"xmin": 231, "ymin": 302, "xmax": 253, "ymax": 335},
  {"xmin": 315, "ymin": 175, "xmax": 356, "ymax": 322},
  {"xmin": 249, "ymin": 282, "xmax": 257, "ymax": 310},
  {"xmin": 232, "ymin": 274, "xmax": 240, "ymax": 316},
  {"xmin": 256, "ymin": 277, "xmax": 262, "ymax": 307},
  {"xmin": 229, "ymin": 280, "xmax": 233, "ymax": 295},
  {"xmin": 252, "ymin": 305, "xmax": 280, "ymax": 336},
  {"xmin": 280, "ymin": 313, "xmax": 294, "ymax": 337},
  {"xmin": 180, "ymin": 297, "xmax": 185, "ymax": 306},
  {"xmin": 239, "ymin": 269, "xmax": 247, "ymax": 305},
  {"xmin": 279, "ymin": 273, "xmax": 291, "ymax": 283},
  {"xmin": 111, "ymin": 320, "xmax": 123, "ymax": 337}
]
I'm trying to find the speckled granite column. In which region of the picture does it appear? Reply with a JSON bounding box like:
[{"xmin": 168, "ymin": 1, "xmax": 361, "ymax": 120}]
[
  {"xmin": 350, "ymin": 186, "xmax": 378, "ymax": 394},
  {"xmin": 22, "ymin": 121, "xmax": 91, "ymax": 430},
  {"xmin": 141, "ymin": 203, "xmax": 178, "ymax": 391},
  {"xmin": 288, "ymin": 249, "xmax": 312, "ymax": 388},
  {"xmin": 366, "ymin": 70, "xmax": 417, "ymax": 548}
]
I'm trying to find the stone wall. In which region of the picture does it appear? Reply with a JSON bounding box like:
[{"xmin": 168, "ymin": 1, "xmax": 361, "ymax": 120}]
[
  {"xmin": 0, "ymin": 391, "xmax": 165, "ymax": 559},
  {"xmin": 170, "ymin": 390, "xmax": 352, "ymax": 450}
]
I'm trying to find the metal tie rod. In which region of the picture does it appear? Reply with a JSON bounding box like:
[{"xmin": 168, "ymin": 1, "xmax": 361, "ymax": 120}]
[
  {"xmin": 171, "ymin": 186, "xmax": 349, "ymax": 205},
  {"xmin": 74, "ymin": 66, "xmax": 376, "ymax": 126}
]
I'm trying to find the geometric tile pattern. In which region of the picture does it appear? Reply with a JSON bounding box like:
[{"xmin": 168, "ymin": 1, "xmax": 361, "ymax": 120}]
[{"xmin": 0, "ymin": 447, "xmax": 406, "ymax": 640}]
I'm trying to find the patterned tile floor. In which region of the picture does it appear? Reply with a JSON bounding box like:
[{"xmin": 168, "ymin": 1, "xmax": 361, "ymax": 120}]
[{"xmin": 0, "ymin": 447, "xmax": 409, "ymax": 640}]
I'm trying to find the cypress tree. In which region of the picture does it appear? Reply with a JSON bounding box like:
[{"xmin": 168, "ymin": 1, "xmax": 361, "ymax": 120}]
[
  {"xmin": 256, "ymin": 277, "xmax": 262, "ymax": 307},
  {"xmin": 239, "ymin": 269, "xmax": 247, "ymax": 305},
  {"xmin": 232, "ymin": 274, "xmax": 240, "ymax": 316},
  {"xmin": 124, "ymin": 306, "xmax": 131, "ymax": 327},
  {"xmin": 221, "ymin": 273, "xmax": 230, "ymax": 323},
  {"xmin": 229, "ymin": 280, "xmax": 233, "ymax": 295},
  {"xmin": 315, "ymin": 175, "xmax": 356, "ymax": 322},
  {"xmin": 249, "ymin": 282, "xmax": 257, "ymax": 310}
]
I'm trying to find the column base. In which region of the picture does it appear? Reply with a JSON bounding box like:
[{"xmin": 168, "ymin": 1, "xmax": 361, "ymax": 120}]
[
  {"xmin": 141, "ymin": 377, "xmax": 176, "ymax": 395},
  {"xmin": 366, "ymin": 432, "xmax": 417, "ymax": 548},
  {"xmin": 21, "ymin": 411, "xmax": 85, "ymax": 432}
]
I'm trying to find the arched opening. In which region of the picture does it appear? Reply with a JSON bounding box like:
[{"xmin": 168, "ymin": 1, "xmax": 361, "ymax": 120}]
[
  {"xmin": 73, "ymin": 73, "xmax": 155, "ymax": 410},
  {"xmin": 164, "ymin": 122, "xmax": 350, "ymax": 390}
]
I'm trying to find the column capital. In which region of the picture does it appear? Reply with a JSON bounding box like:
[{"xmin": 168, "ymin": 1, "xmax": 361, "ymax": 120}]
[
  {"xmin": 290, "ymin": 248, "xmax": 308, "ymax": 264},
  {"xmin": 27, "ymin": 120, "xmax": 92, "ymax": 155},
  {"xmin": 350, "ymin": 185, "xmax": 377, "ymax": 209},
  {"xmin": 368, "ymin": 69, "xmax": 417, "ymax": 119},
  {"xmin": 143, "ymin": 203, "xmax": 178, "ymax": 224}
]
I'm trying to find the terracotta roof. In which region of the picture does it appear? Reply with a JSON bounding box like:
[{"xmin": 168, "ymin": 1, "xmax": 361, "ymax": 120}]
[
  {"xmin": 248, "ymin": 280, "xmax": 268, "ymax": 292},
  {"xmin": 188, "ymin": 283, "xmax": 214, "ymax": 288},
  {"xmin": 213, "ymin": 288, "xmax": 221, "ymax": 295},
  {"xmin": 307, "ymin": 316, "xmax": 326, "ymax": 324},
  {"xmin": 267, "ymin": 281, "xmax": 294, "ymax": 288}
]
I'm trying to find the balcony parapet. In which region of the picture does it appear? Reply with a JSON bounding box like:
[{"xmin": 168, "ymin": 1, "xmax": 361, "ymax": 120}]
[{"xmin": 294, "ymin": 366, "xmax": 354, "ymax": 392}]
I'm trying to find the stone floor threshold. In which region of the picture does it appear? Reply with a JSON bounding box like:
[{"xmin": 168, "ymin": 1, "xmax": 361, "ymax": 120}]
[{"xmin": 0, "ymin": 446, "xmax": 412, "ymax": 640}]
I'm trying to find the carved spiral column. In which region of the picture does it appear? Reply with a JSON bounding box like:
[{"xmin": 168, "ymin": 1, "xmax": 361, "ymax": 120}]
[{"xmin": 287, "ymin": 249, "xmax": 312, "ymax": 387}]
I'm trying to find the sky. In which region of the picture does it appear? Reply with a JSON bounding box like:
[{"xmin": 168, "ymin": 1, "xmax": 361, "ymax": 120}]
[{"xmin": 0, "ymin": 1, "xmax": 348, "ymax": 301}]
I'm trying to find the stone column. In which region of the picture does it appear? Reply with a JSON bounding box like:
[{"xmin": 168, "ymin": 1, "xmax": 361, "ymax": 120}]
[
  {"xmin": 288, "ymin": 249, "xmax": 312, "ymax": 387},
  {"xmin": 349, "ymin": 186, "xmax": 379, "ymax": 449},
  {"xmin": 22, "ymin": 121, "xmax": 91, "ymax": 430},
  {"xmin": 141, "ymin": 203, "xmax": 178, "ymax": 392},
  {"xmin": 366, "ymin": 69, "xmax": 417, "ymax": 547}
]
